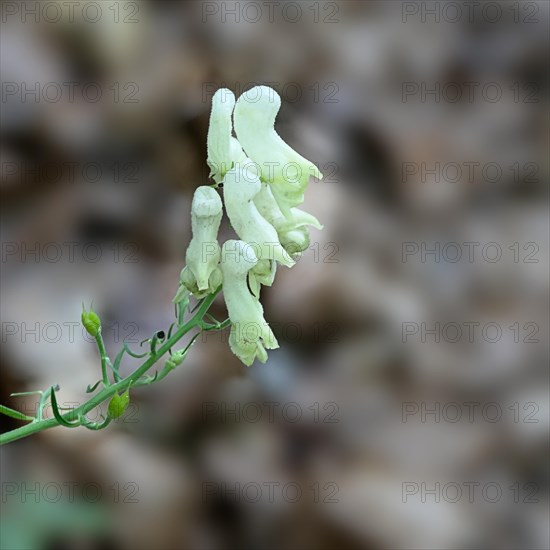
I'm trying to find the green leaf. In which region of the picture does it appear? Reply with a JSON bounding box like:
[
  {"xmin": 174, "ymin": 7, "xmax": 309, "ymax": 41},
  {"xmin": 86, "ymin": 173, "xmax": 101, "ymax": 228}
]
[
  {"xmin": 86, "ymin": 380, "xmax": 102, "ymax": 393},
  {"xmin": 122, "ymin": 343, "xmax": 148, "ymax": 359},
  {"xmin": 80, "ymin": 414, "xmax": 112, "ymax": 431},
  {"xmin": 0, "ymin": 404, "xmax": 34, "ymax": 422},
  {"xmin": 50, "ymin": 388, "xmax": 80, "ymax": 428}
]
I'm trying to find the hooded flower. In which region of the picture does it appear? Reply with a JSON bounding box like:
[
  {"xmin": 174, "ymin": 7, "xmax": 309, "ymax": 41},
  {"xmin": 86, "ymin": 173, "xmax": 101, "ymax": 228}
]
[
  {"xmin": 220, "ymin": 240, "xmax": 279, "ymax": 366},
  {"xmin": 233, "ymin": 85, "xmax": 323, "ymax": 217},
  {"xmin": 177, "ymin": 85, "xmax": 324, "ymax": 366},
  {"xmin": 207, "ymin": 88, "xmax": 246, "ymax": 185},
  {"xmin": 223, "ymin": 161, "xmax": 295, "ymax": 267},
  {"xmin": 174, "ymin": 186, "xmax": 223, "ymax": 301}
]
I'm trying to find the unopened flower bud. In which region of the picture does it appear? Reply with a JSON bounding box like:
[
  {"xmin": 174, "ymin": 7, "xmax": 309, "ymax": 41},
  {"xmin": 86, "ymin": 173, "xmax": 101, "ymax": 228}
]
[
  {"xmin": 108, "ymin": 389, "xmax": 130, "ymax": 419},
  {"xmin": 165, "ymin": 349, "xmax": 186, "ymax": 370},
  {"xmin": 81, "ymin": 304, "xmax": 101, "ymax": 337}
]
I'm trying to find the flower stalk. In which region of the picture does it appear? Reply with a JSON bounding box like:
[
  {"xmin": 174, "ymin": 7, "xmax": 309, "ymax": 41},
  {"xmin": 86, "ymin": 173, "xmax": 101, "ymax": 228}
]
[{"xmin": 0, "ymin": 289, "xmax": 222, "ymax": 445}]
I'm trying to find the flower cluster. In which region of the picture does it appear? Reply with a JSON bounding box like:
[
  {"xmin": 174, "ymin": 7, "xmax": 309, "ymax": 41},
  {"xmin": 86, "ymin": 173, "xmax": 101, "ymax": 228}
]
[{"xmin": 174, "ymin": 86, "xmax": 323, "ymax": 366}]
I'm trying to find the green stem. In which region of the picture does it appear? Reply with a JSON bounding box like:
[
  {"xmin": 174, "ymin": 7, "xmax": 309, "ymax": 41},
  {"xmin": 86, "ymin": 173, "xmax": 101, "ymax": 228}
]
[
  {"xmin": 95, "ymin": 331, "xmax": 109, "ymax": 386},
  {"xmin": 0, "ymin": 290, "xmax": 220, "ymax": 446}
]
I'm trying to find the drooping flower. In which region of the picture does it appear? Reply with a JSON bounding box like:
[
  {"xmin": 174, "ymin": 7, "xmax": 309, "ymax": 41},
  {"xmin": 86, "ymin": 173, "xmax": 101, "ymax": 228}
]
[
  {"xmin": 176, "ymin": 84, "xmax": 324, "ymax": 366},
  {"xmin": 223, "ymin": 161, "xmax": 295, "ymax": 268},
  {"xmin": 233, "ymin": 85, "xmax": 323, "ymax": 217},
  {"xmin": 174, "ymin": 186, "xmax": 223, "ymax": 301},
  {"xmin": 207, "ymin": 88, "xmax": 246, "ymax": 185},
  {"xmin": 220, "ymin": 240, "xmax": 279, "ymax": 366}
]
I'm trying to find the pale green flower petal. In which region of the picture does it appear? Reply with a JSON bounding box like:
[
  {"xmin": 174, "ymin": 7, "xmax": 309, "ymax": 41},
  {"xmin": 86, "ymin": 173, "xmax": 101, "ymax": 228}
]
[
  {"xmin": 255, "ymin": 182, "xmax": 323, "ymax": 232},
  {"xmin": 229, "ymin": 330, "xmax": 268, "ymax": 365},
  {"xmin": 220, "ymin": 240, "xmax": 278, "ymax": 366},
  {"xmin": 223, "ymin": 162, "xmax": 295, "ymax": 267},
  {"xmin": 176, "ymin": 264, "xmax": 222, "ymax": 301},
  {"xmin": 207, "ymin": 88, "xmax": 246, "ymax": 185},
  {"xmin": 280, "ymin": 227, "xmax": 310, "ymax": 255},
  {"xmin": 234, "ymin": 85, "xmax": 322, "ymax": 216},
  {"xmin": 253, "ymin": 182, "xmax": 287, "ymax": 228},
  {"xmin": 172, "ymin": 280, "xmax": 190, "ymax": 304},
  {"xmin": 287, "ymin": 207, "xmax": 323, "ymax": 231},
  {"xmin": 254, "ymin": 182, "xmax": 322, "ymax": 257},
  {"xmin": 248, "ymin": 258, "xmax": 277, "ymax": 298}
]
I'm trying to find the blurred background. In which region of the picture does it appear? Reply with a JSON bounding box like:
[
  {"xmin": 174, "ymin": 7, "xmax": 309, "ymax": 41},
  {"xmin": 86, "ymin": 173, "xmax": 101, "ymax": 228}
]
[{"xmin": 1, "ymin": 1, "xmax": 548, "ymax": 549}]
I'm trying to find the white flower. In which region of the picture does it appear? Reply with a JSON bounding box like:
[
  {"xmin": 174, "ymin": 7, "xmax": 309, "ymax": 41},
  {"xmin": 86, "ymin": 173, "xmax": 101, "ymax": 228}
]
[
  {"xmin": 175, "ymin": 85, "xmax": 324, "ymax": 365},
  {"xmin": 207, "ymin": 88, "xmax": 246, "ymax": 185},
  {"xmin": 220, "ymin": 240, "xmax": 279, "ymax": 366},
  {"xmin": 223, "ymin": 161, "xmax": 295, "ymax": 267},
  {"xmin": 175, "ymin": 186, "xmax": 223, "ymax": 301},
  {"xmin": 234, "ymin": 85, "xmax": 322, "ymax": 216}
]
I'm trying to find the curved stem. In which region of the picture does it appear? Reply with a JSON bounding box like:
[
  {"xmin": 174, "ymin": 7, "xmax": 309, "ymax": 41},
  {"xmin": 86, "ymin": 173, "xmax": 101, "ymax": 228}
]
[{"xmin": 0, "ymin": 290, "xmax": 221, "ymax": 446}]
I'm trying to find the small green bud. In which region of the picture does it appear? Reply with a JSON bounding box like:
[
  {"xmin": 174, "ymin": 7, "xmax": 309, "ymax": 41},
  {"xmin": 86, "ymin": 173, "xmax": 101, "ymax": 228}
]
[
  {"xmin": 81, "ymin": 304, "xmax": 101, "ymax": 337},
  {"xmin": 108, "ymin": 389, "xmax": 130, "ymax": 419},
  {"xmin": 165, "ymin": 350, "xmax": 186, "ymax": 370}
]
